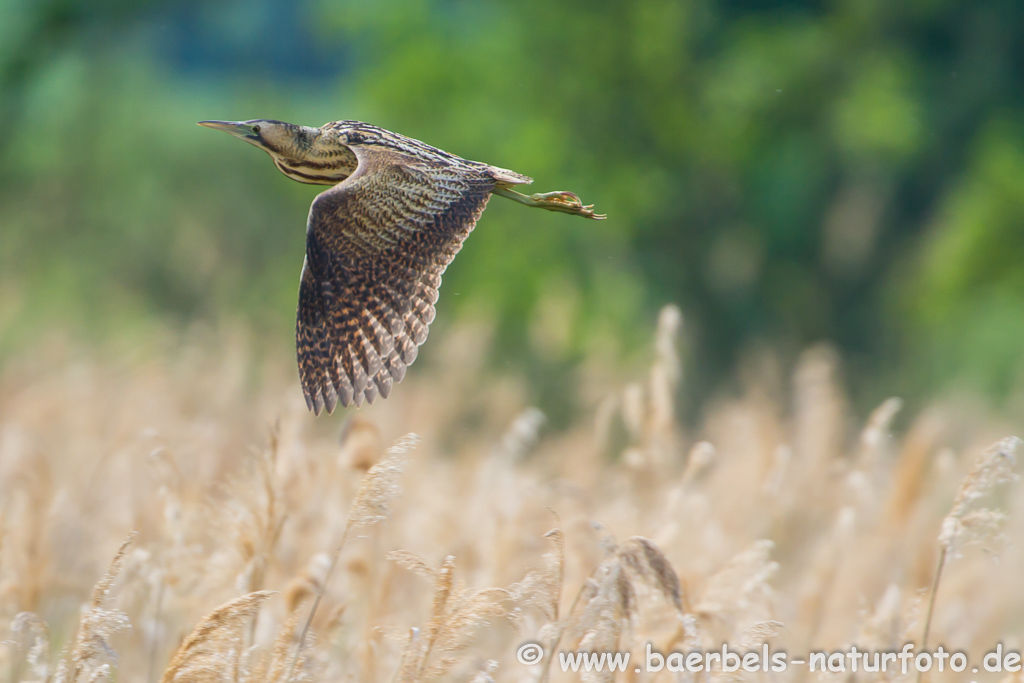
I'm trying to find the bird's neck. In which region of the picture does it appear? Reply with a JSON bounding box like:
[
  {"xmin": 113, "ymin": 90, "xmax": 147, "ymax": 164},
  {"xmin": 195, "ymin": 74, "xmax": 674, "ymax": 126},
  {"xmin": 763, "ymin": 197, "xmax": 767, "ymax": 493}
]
[
  {"xmin": 272, "ymin": 143, "xmax": 359, "ymax": 185},
  {"xmin": 274, "ymin": 157, "xmax": 354, "ymax": 184}
]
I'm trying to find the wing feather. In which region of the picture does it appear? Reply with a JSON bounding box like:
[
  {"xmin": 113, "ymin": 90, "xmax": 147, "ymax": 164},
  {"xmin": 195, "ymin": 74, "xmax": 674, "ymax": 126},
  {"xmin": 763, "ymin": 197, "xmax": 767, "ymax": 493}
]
[{"xmin": 296, "ymin": 148, "xmax": 493, "ymax": 413}]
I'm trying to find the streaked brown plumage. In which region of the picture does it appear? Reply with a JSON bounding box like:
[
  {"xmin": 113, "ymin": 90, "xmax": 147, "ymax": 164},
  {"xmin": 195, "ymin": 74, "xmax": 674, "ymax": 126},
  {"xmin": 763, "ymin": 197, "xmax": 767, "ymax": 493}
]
[{"xmin": 198, "ymin": 119, "xmax": 604, "ymax": 414}]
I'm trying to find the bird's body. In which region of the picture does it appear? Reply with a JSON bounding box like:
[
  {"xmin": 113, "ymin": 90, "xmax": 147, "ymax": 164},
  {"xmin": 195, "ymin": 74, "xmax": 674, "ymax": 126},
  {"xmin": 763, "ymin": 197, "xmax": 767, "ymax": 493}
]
[{"xmin": 199, "ymin": 118, "xmax": 603, "ymax": 414}]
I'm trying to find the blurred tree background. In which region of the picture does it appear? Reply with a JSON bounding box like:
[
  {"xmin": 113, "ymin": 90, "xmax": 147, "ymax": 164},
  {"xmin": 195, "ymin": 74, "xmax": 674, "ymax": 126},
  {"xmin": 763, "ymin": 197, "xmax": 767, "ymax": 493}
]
[{"xmin": 1, "ymin": 0, "xmax": 1023, "ymax": 417}]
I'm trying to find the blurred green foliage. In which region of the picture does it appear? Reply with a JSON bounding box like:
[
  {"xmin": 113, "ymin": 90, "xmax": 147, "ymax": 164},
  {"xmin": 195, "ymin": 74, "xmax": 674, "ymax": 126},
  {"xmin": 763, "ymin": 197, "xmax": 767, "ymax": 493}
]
[{"xmin": 1, "ymin": 0, "xmax": 1023, "ymax": 411}]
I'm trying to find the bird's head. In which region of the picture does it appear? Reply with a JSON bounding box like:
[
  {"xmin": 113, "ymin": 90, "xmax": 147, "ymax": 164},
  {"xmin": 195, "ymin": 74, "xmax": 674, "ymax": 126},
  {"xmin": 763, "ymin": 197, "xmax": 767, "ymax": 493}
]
[
  {"xmin": 198, "ymin": 119, "xmax": 317, "ymax": 156},
  {"xmin": 198, "ymin": 119, "xmax": 358, "ymax": 185}
]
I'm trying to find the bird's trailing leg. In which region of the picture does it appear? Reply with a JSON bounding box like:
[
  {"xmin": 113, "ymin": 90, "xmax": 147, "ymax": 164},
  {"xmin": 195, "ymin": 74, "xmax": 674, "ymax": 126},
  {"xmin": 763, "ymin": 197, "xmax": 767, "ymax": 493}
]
[{"xmin": 494, "ymin": 187, "xmax": 606, "ymax": 219}]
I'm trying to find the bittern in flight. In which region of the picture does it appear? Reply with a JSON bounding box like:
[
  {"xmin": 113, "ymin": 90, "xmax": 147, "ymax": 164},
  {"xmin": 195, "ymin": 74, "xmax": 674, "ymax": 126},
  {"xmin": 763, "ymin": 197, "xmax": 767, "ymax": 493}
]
[{"xmin": 199, "ymin": 119, "xmax": 604, "ymax": 414}]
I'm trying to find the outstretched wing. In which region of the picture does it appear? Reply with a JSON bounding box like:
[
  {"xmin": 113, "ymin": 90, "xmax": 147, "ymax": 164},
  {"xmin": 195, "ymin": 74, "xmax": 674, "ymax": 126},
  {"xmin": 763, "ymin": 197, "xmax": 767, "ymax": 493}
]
[{"xmin": 297, "ymin": 147, "xmax": 494, "ymax": 414}]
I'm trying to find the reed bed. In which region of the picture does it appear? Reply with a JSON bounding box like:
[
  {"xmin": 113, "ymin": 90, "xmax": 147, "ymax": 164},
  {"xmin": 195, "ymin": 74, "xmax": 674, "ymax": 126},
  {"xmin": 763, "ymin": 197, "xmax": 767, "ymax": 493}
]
[{"xmin": 0, "ymin": 308, "xmax": 1020, "ymax": 683}]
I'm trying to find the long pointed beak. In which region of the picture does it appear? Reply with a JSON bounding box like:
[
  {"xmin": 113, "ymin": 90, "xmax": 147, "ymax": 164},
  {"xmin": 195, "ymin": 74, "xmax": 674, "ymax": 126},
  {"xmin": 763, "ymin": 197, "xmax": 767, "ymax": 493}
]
[{"xmin": 197, "ymin": 120, "xmax": 258, "ymax": 139}]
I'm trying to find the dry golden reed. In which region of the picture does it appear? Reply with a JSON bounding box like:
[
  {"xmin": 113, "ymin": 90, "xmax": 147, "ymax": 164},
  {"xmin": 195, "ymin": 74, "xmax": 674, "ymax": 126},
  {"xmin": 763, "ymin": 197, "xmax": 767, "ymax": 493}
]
[
  {"xmin": 54, "ymin": 534, "xmax": 136, "ymax": 683},
  {"xmin": 0, "ymin": 307, "xmax": 1021, "ymax": 683},
  {"xmin": 160, "ymin": 590, "xmax": 275, "ymax": 683}
]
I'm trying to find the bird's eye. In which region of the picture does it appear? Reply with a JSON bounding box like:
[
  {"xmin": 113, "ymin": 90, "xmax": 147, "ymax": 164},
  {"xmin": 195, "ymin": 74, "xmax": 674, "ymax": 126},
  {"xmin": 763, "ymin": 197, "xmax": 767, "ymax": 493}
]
[
  {"xmin": 251, "ymin": 124, "xmax": 261, "ymax": 134},
  {"xmin": 347, "ymin": 132, "xmax": 362, "ymax": 143}
]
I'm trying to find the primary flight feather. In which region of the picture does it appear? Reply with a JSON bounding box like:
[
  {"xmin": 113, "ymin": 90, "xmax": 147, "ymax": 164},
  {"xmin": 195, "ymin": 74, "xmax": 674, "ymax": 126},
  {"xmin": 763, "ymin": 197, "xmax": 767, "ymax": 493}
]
[{"xmin": 198, "ymin": 119, "xmax": 604, "ymax": 414}]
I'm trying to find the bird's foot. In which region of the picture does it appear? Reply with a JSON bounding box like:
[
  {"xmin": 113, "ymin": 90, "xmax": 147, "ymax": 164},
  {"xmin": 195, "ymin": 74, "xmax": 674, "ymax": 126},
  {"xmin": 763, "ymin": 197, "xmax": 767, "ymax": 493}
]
[
  {"xmin": 527, "ymin": 191, "xmax": 606, "ymax": 220},
  {"xmin": 495, "ymin": 186, "xmax": 606, "ymax": 219}
]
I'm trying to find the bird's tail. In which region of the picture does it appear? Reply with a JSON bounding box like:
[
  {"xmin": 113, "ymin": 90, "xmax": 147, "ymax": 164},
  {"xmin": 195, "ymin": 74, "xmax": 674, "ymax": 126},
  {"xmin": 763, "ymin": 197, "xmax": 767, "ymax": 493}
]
[{"xmin": 488, "ymin": 165, "xmax": 533, "ymax": 186}]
